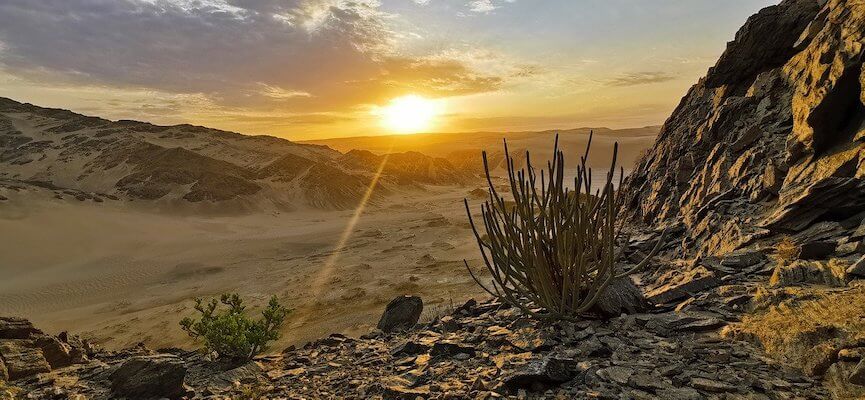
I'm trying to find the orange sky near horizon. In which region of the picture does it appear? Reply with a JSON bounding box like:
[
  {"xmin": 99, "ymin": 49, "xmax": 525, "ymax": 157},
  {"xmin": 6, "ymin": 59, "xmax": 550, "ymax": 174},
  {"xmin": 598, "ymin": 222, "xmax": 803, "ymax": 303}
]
[{"xmin": 0, "ymin": 0, "xmax": 777, "ymax": 140}]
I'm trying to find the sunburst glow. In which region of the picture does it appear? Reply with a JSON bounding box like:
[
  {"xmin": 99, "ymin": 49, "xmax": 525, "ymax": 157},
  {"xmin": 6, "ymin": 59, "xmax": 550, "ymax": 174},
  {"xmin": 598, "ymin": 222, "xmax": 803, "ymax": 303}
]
[{"xmin": 379, "ymin": 95, "xmax": 440, "ymax": 134}]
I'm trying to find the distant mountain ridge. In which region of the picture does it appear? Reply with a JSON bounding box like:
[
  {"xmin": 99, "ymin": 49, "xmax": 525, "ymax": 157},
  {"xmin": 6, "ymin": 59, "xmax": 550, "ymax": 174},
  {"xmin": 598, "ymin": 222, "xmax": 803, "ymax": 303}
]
[
  {"xmin": 303, "ymin": 126, "xmax": 659, "ymax": 174},
  {"xmin": 0, "ymin": 97, "xmax": 471, "ymax": 210}
]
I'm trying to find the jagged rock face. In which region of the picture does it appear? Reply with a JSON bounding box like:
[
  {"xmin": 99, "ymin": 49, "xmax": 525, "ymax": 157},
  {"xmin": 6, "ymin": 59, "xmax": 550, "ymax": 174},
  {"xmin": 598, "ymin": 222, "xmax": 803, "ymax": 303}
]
[{"xmin": 624, "ymin": 0, "xmax": 865, "ymax": 256}]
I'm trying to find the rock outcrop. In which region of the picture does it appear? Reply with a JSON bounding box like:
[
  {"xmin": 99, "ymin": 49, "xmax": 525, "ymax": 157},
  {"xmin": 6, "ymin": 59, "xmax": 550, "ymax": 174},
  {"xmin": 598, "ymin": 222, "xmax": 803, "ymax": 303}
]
[
  {"xmin": 624, "ymin": 0, "xmax": 865, "ymax": 257},
  {"xmin": 0, "ymin": 317, "xmax": 94, "ymax": 384}
]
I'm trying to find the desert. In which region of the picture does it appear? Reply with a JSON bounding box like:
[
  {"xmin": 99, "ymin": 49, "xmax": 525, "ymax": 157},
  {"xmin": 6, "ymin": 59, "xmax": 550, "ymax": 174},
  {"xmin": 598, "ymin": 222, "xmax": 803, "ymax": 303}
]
[{"xmin": 2, "ymin": 0, "xmax": 865, "ymax": 399}]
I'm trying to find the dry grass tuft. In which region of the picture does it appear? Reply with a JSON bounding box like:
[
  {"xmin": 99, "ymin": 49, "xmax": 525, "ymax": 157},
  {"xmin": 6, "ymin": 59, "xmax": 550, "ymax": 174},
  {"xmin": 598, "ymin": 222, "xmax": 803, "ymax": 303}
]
[
  {"xmin": 733, "ymin": 285, "xmax": 865, "ymax": 356},
  {"xmin": 773, "ymin": 236, "xmax": 798, "ymax": 264}
]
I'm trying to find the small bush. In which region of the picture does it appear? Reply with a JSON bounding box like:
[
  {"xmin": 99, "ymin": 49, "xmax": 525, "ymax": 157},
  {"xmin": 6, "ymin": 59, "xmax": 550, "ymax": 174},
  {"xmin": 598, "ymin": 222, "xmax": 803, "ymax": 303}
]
[{"xmin": 180, "ymin": 294, "xmax": 289, "ymax": 360}]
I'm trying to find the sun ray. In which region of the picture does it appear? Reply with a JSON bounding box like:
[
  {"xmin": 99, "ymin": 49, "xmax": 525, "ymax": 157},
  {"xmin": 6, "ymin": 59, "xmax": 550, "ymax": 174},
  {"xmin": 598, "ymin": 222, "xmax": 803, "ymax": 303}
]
[{"xmin": 290, "ymin": 148, "xmax": 392, "ymax": 333}]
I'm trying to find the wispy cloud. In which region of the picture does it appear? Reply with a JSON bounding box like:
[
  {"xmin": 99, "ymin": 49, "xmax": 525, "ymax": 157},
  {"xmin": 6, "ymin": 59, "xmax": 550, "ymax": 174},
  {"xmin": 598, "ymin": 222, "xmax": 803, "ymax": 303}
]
[
  {"xmin": 605, "ymin": 72, "xmax": 676, "ymax": 87},
  {"xmin": 467, "ymin": 0, "xmax": 516, "ymax": 13}
]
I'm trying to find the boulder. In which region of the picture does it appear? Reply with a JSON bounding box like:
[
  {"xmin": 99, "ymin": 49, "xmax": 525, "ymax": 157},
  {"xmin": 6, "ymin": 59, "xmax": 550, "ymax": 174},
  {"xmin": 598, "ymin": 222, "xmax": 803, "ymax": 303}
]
[
  {"xmin": 592, "ymin": 276, "xmax": 652, "ymax": 317},
  {"xmin": 0, "ymin": 317, "xmax": 41, "ymax": 339},
  {"xmin": 376, "ymin": 296, "xmax": 423, "ymax": 333},
  {"xmin": 110, "ymin": 354, "xmax": 188, "ymax": 400},
  {"xmin": 503, "ymin": 356, "xmax": 578, "ymax": 392},
  {"xmin": 0, "ymin": 339, "xmax": 51, "ymax": 380},
  {"xmin": 34, "ymin": 335, "xmax": 73, "ymax": 369}
]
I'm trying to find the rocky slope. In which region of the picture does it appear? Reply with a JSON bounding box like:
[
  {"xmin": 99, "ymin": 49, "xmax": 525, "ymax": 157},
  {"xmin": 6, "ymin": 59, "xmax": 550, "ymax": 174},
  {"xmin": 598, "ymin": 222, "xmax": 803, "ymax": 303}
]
[
  {"xmin": 0, "ymin": 298, "xmax": 832, "ymax": 399},
  {"xmin": 623, "ymin": 0, "xmax": 865, "ymax": 257},
  {"xmin": 0, "ymin": 98, "xmax": 472, "ymax": 210}
]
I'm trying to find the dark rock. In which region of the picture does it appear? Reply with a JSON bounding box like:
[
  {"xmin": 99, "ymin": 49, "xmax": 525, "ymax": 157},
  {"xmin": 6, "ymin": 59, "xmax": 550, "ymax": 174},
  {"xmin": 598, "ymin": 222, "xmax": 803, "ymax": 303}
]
[
  {"xmin": 704, "ymin": 0, "xmax": 820, "ymax": 88},
  {"xmin": 317, "ymin": 333, "xmax": 348, "ymax": 347},
  {"xmin": 503, "ymin": 356, "xmax": 578, "ymax": 392},
  {"xmin": 803, "ymin": 343, "xmax": 839, "ymax": 377},
  {"xmin": 0, "ymin": 317, "xmax": 41, "ymax": 339},
  {"xmin": 689, "ymin": 377, "xmax": 738, "ymax": 393},
  {"xmin": 673, "ymin": 317, "xmax": 727, "ymax": 332},
  {"xmin": 429, "ymin": 341, "xmax": 475, "ymax": 358},
  {"xmin": 646, "ymin": 267, "xmax": 720, "ymax": 304},
  {"xmin": 596, "ymin": 366, "xmax": 634, "ymax": 385},
  {"xmin": 34, "ymin": 335, "xmax": 73, "ymax": 369},
  {"xmin": 0, "ymin": 357, "xmax": 7, "ymax": 381},
  {"xmin": 377, "ymin": 296, "xmax": 423, "ymax": 333},
  {"xmin": 438, "ymin": 316, "xmax": 460, "ymax": 332},
  {"xmin": 796, "ymin": 240, "xmax": 837, "ymax": 260},
  {"xmin": 0, "ymin": 339, "xmax": 51, "ymax": 380},
  {"xmin": 839, "ymin": 348, "xmax": 865, "ymax": 362},
  {"xmin": 575, "ymin": 337, "xmax": 611, "ymax": 357},
  {"xmin": 592, "ymin": 276, "xmax": 652, "ymax": 317},
  {"xmin": 453, "ymin": 298, "xmax": 477, "ymax": 316},
  {"xmin": 206, "ymin": 361, "xmax": 262, "ymax": 390},
  {"xmin": 847, "ymin": 255, "xmax": 865, "ymax": 278},
  {"xmin": 110, "ymin": 354, "xmax": 188, "ymax": 399},
  {"xmin": 850, "ymin": 360, "xmax": 865, "ymax": 386},
  {"xmin": 770, "ymin": 260, "xmax": 844, "ymax": 287},
  {"xmin": 657, "ymin": 387, "xmax": 702, "ymax": 400},
  {"xmin": 764, "ymin": 178, "xmax": 865, "ymax": 233},
  {"xmin": 720, "ymin": 251, "xmax": 765, "ymax": 268},
  {"xmin": 390, "ymin": 341, "xmax": 430, "ymax": 356}
]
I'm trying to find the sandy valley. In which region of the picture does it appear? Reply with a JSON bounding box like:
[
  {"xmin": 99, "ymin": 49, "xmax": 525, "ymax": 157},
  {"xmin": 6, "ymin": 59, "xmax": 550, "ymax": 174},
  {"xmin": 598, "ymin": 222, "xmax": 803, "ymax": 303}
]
[{"xmin": 0, "ymin": 184, "xmax": 489, "ymax": 351}]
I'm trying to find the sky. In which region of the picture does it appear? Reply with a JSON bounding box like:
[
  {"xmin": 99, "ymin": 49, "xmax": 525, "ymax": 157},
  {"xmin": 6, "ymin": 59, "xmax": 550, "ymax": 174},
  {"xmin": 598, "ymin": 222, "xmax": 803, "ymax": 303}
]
[{"xmin": 0, "ymin": 0, "xmax": 777, "ymax": 140}]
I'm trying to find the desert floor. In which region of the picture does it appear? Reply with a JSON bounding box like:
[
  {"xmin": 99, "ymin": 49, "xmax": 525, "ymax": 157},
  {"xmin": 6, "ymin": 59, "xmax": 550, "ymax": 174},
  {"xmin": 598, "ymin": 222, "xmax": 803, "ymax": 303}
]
[{"xmin": 0, "ymin": 185, "xmax": 490, "ymax": 351}]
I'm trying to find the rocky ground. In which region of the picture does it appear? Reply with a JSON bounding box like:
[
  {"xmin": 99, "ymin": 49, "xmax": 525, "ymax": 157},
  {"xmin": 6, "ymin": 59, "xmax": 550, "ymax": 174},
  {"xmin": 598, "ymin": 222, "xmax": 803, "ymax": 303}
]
[
  {"xmin": 0, "ymin": 296, "xmax": 834, "ymax": 400},
  {"xmin": 2, "ymin": 215, "xmax": 864, "ymax": 399}
]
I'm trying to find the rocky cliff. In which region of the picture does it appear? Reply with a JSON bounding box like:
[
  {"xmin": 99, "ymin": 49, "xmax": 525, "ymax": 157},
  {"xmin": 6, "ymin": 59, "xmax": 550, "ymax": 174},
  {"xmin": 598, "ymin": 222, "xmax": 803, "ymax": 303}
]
[{"xmin": 624, "ymin": 0, "xmax": 865, "ymax": 257}]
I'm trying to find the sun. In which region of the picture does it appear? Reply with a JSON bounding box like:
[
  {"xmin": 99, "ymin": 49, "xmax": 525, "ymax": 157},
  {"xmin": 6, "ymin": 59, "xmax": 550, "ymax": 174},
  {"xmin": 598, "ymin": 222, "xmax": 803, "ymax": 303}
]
[{"xmin": 379, "ymin": 95, "xmax": 440, "ymax": 134}]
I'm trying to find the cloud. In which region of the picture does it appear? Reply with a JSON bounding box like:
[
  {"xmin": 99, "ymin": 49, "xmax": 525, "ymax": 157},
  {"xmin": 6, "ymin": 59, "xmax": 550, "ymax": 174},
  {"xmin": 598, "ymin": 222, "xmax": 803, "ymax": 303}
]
[
  {"xmin": 467, "ymin": 0, "xmax": 516, "ymax": 14},
  {"xmin": 605, "ymin": 72, "xmax": 676, "ymax": 87},
  {"xmin": 0, "ymin": 0, "xmax": 504, "ymax": 114}
]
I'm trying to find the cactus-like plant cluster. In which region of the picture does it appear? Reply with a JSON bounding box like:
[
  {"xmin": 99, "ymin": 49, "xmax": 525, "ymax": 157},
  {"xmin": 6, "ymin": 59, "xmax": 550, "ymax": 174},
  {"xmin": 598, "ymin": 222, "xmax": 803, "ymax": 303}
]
[{"xmin": 464, "ymin": 133, "xmax": 663, "ymax": 320}]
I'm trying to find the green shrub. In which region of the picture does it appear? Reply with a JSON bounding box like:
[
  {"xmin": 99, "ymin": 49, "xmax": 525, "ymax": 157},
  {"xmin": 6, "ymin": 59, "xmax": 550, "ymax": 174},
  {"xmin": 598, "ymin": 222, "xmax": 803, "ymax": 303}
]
[{"xmin": 180, "ymin": 294, "xmax": 289, "ymax": 360}]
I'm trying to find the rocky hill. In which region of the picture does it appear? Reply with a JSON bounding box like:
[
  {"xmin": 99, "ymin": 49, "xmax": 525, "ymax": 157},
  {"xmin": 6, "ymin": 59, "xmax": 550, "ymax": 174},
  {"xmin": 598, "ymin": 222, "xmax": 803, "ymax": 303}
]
[
  {"xmin": 623, "ymin": 0, "xmax": 865, "ymax": 257},
  {"xmin": 0, "ymin": 98, "xmax": 472, "ymax": 210}
]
